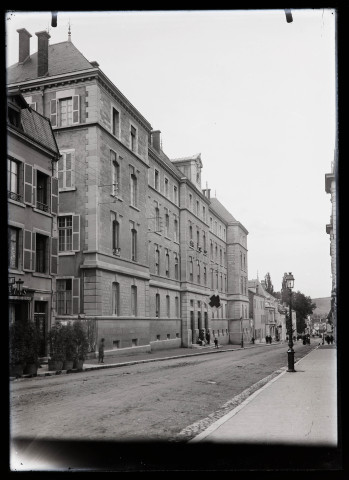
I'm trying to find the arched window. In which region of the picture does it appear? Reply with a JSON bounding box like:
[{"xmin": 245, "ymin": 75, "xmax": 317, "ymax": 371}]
[
  {"xmin": 130, "ymin": 172, "xmax": 137, "ymax": 207},
  {"xmin": 112, "ymin": 219, "xmax": 119, "ymax": 251},
  {"xmin": 155, "ymin": 206, "xmax": 160, "ymax": 232},
  {"xmin": 131, "ymin": 226, "xmax": 137, "ymax": 261}
]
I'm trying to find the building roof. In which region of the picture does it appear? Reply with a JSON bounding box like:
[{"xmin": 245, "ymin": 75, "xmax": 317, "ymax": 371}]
[
  {"xmin": 171, "ymin": 153, "xmax": 201, "ymax": 163},
  {"xmin": 8, "ymin": 92, "xmax": 60, "ymax": 156},
  {"xmin": 209, "ymin": 197, "xmax": 237, "ymax": 223},
  {"xmin": 7, "ymin": 41, "xmax": 95, "ymax": 84}
]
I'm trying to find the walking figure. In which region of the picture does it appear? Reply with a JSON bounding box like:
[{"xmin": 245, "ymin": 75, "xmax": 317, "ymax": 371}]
[
  {"xmin": 98, "ymin": 338, "xmax": 105, "ymax": 363},
  {"xmin": 214, "ymin": 336, "xmax": 218, "ymax": 348},
  {"xmin": 206, "ymin": 330, "xmax": 211, "ymax": 345}
]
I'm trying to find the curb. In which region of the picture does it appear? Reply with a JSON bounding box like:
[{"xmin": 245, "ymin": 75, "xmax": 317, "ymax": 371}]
[{"xmin": 10, "ymin": 342, "xmax": 278, "ymax": 381}]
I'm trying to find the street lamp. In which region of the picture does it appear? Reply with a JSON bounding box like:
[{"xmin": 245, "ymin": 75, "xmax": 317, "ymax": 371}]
[{"xmin": 285, "ymin": 272, "xmax": 295, "ymax": 372}]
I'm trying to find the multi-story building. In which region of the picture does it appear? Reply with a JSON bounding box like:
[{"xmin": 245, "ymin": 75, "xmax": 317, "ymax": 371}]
[
  {"xmin": 325, "ymin": 150, "xmax": 337, "ymax": 340},
  {"xmin": 7, "ymin": 88, "xmax": 60, "ymax": 356},
  {"xmin": 7, "ymin": 28, "xmax": 249, "ymax": 354}
]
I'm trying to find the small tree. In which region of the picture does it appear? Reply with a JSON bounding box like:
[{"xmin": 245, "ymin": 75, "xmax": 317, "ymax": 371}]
[
  {"xmin": 48, "ymin": 322, "xmax": 65, "ymax": 362},
  {"xmin": 9, "ymin": 323, "xmax": 26, "ymax": 366},
  {"xmin": 23, "ymin": 322, "xmax": 40, "ymax": 365},
  {"xmin": 72, "ymin": 321, "xmax": 89, "ymax": 361}
]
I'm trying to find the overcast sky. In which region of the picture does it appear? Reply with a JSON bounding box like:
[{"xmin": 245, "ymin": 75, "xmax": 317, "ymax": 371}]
[{"xmin": 5, "ymin": 9, "xmax": 336, "ymax": 299}]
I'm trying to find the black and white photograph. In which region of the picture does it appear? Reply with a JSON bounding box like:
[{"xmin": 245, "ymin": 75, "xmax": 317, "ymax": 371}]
[{"xmin": 5, "ymin": 9, "xmax": 340, "ymax": 471}]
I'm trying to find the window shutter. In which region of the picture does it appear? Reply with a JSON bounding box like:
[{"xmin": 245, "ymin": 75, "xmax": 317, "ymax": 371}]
[
  {"xmin": 32, "ymin": 232, "xmax": 36, "ymax": 272},
  {"xmin": 58, "ymin": 153, "xmax": 64, "ymax": 189},
  {"xmin": 51, "ymin": 237, "xmax": 58, "ymax": 275},
  {"xmin": 24, "ymin": 164, "xmax": 33, "ymax": 205},
  {"xmin": 23, "ymin": 229, "xmax": 32, "ymax": 271},
  {"xmin": 32, "ymin": 168, "xmax": 36, "ymax": 207},
  {"xmin": 51, "ymin": 177, "xmax": 58, "ymax": 214},
  {"xmin": 72, "ymin": 215, "xmax": 80, "ymax": 251},
  {"xmin": 72, "ymin": 278, "xmax": 80, "ymax": 314},
  {"xmin": 72, "ymin": 95, "xmax": 80, "ymax": 124},
  {"xmin": 50, "ymin": 99, "xmax": 57, "ymax": 127}
]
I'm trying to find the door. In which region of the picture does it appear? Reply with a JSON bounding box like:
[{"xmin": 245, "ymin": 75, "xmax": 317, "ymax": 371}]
[{"xmin": 34, "ymin": 301, "xmax": 47, "ymax": 356}]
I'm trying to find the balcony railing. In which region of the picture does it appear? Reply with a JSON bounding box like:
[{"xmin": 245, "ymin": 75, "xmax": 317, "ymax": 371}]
[
  {"xmin": 36, "ymin": 201, "xmax": 49, "ymax": 212},
  {"xmin": 8, "ymin": 191, "xmax": 22, "ymax": 202}
]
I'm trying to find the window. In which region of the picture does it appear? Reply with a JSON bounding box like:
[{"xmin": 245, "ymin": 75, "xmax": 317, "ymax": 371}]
[
  {"xmin": 130, "ymin": 166, "xmax": 137, "ymax": 207},
  {"xmin": 216, "ymin": 271, "xmax": 219, "ymax": 290},
  {"xmin": 165, "ymin": 249, "xmax": 170, "ymax": 277},
  {"xmin": 189, "ymin": 194, "xmax": 192, "ymax": 210},
  {"xmin": 211, "ymin": 269, "xmax": 214, "ymax": 289},
  {"xmin": 174, "ymin": 217, "xmax": 178, "ymax": 242},
  {"xmin": 196, "ymin": 230, "xmax": 200, "ymax": 249},
  {"xmin": 240, "ymin": 252, "xmax": 243, "ymax": 269},
  {"xmin": 130, "ymin": 222, "xmax": 137, "ymax": 261},
  {"xmin": 220, "ymin": 249, "xmax": 222, "ymax": 264},
  {"xmin": 131, "ymin": 286, "xmax": 137, "ymax": 316},
  {"xmin": 240, "ymin": 277, "xmax": 243, "ymax": 294},
  {"xmin": 189, "ymin": 256, "xmax": 193, "ymax": 282},
  {"xmin": 111, "ymin": 213, "xmax": 120, "ymax": 254},
  {"xmin": 164, "ymin": 177, "xmax": 169, "ymax": 197},
  {"xmin": 210, "ymin": 217, "xmax": 213, "ymax": 229},
  {"xmin": 154, "ymin": 169, "xmax": 160, "ymax": 191},
  {"xmin": 220, "ymin": 273, "xmax": 223, "ymax": 292},
  {"xmin": 36, "ymin": 170, "xmax": 49, "ymax": 212},
  {"xmin": 111, "ymin": 151, "xmax": 119, "ymax": 197},
  {"xmin": 8, "ymin": 227, "xmax": 20, "ymax": 269},
  {"xmin": 165, "ymin": 209, "xmax": 169, "ymax": 237},
  {"xmin": 58, "ymin": 216, "xmax": 72, "ymax": 252},
  {"xmin": 204, "ymin": 266, "xmax": 207, "ymax": 285},
  {"xmin": 189, "ymin": 224, "xmax": 193, "ymax": 240},
  {"xmin": 35, "ymin": 234, "xmax": 48, "ymax": 273},
  {"xmin": 58, "ymin": 150, "xmax": 75, "ymax": 190},
  {"xmin": 57, "ymin": 279, "xmax": 72, "ymax": 315},
  {"xmin": 8, "ymin": 159, "xmax": 21, "ymax": 202},
  {"xmin": 173, "ymin": 186, "xmax": 178, "ymax": 204},
  {"xmin": 197, "ymin": 263, "xmax": 201, "ymax": 284},
  {"xmin": 174, "ymin": 253, "xmax": 179, "ymax": 280},
  {"xmin": 166, "ymin": 295, "xmax": 170, "ymax": 317},
  {"xmin": 155, "ymin": 246, "xmax": 160, "ymax": 275},
  {"xmin": 112, "ymin": 107, "xmax": 120, "ymax": 137},
  {"xmin": 155, "ymin": 294, "xmax": 160, "ymax": 317},
  {"xmin": 203, "ymin": 232, "xmax": 207, "ymax": 252},
  {"xmin": 112, "ymin": 282, "xmax": 120, "ymax": 316},
  {"xmin": 215, "ymin": 244, "xmax": 218, "ymax": 261},
  {"xmin": 196, "ymin": 200, "xmax": 199, "ymax": 216},
  {"xmin": 210, "ymin": 240, "xmax": 213, "ymax": 257},
  {"xmin": 202, "ymin": 206, "xmax": 206, "ymax": 222},
  {"xmin": 155, "ymin": 205, "xmax": 161, "ymax": 232},
  {"xmin": 175, "ymin": 296, "xmax": 179, "ymax": 317},
  {"xmin": 8, "ymin": 102, "xmax": 21, "ymax": 128},
  {"xmin": 56, "ymin": 96, "xmax": 79, "ymax": 127},
  {"xmin": 130, "ymin": 125, "xmax": 137, "ymax": 152},
  {"xmin": 225, "ymin": 275, "xmax": 227, "ymax": 292}
]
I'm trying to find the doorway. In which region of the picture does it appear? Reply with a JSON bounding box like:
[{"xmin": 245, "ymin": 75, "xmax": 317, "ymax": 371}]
[{"xmin": 34, "ymin": 301, "xmax": 47, "ymax": 356}]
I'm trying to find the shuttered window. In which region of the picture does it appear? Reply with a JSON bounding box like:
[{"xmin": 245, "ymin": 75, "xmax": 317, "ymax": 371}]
[{"xmin": 58, "ymin": 150, "xmax": 75, "ymax": 190}]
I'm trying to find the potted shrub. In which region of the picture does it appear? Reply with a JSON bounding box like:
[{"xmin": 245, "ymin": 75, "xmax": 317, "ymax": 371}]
[
  {"xmin": 48, "ymin": 322, "xmax": 65, "ymax": 371},
  {"xmin": 23, "ymin": 322, "xmax": 40, "ymax": 375},
  {"xmin": 62, "ymin": 322, "xmax": 76, "ymax": 371},
  {"xmin": 72, "ymin": 321, "xmax": 89, "ymax": 370},
  {"xmin": 9, "ymin": 323, "xmax": 26, "ymax": 377}
]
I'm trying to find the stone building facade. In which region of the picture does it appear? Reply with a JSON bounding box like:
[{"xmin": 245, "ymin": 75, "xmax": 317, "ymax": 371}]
[
  {"xmin": 7, "ymin": 89, "xmax": 60, "ymax": 356},
  {"xmin": 325, "ymin": 151, "xmax": 337, "ymax": 340},
  {"xmin": 7, "ymin": 28, "xmax": 249, "ymax": 354}
]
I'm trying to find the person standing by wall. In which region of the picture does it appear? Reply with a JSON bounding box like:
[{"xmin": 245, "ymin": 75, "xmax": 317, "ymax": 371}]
[{"xmin": 98, "ymin": 338, "xmax": 105, "ymax": 363}]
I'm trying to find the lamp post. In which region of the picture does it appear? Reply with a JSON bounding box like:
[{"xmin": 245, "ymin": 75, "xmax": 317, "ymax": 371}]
[{"xmin": 285, "ymin": 272, "xmax": 295, "ymax": 372}]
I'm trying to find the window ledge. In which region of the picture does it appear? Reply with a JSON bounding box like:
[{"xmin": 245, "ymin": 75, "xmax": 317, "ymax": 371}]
[
  {"xmin": 33, "ymin": 208, "xmax": 53, "ymax": 217},
  {"xmin": 58, "ymin": 251, "xmax": 76, "ymax": 256},
  {"xmin": 130, "ymin": 205, "xmax": 140, "ymax": 212},
  {"xmin": 59, "ymin": 187, "xmax": 77, "ymax": 192},
  {"xmin": 8, "ymin": 269, "xmax": 24, "ymax": 275},
  {"xmin": 110, "ymin": 194, "xmax": 123, "ymax": 202},
  {"xmin": 32, "ymin": 272, "xmax": 52, "ymax": 279},
  {"xmin": 8, "ymin": 199, "xmax": 25, "ymax": 208}
]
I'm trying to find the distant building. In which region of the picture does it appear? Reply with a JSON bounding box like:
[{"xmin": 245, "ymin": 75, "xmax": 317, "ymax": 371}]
[
  {"xmin": 7, "ymin": 89, "xmax": 60, "ymax": 356},
  {"xmin": 325, "ymin": 151, "xmax": 337, "ymax": 340},
  {"xmin": 7, "ymin": 27, "xmax": 249, "ymax": 353}
]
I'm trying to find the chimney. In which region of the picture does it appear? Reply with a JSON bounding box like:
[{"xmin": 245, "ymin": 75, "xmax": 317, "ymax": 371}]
[
  {"xmin": 35, "ymin": 30, "xmax": 50, "ymax": 77},
  {"xmin": 17, "ymin": 28, "xmax": 32, "ymax": 64},
  {"xmin": 152, "ymin": 130, "xmax": 161, "ymax": 152}
]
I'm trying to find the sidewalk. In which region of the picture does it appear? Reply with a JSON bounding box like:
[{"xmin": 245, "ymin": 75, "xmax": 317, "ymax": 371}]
[{"xmin": 190, "ymin": 345, "xmax": 337, "ymax": 446}]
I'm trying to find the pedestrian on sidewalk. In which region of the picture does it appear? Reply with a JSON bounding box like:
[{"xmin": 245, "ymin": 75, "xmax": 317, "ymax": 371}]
[
  {"xmin": 206, "ymin": 330, "xmax": 211, "ymax": 345},
  {"xmin": 214, "ymin": 336, "xmax": 219, "ymax": 348},
  {"xmin": 98, "ymin": 338, "xmax": 105, "ymax": 363}
]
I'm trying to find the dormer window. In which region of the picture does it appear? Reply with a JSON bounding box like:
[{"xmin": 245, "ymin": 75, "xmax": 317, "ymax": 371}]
[{"xmin": 7, "ymin": 103, "xmax": 22, "ymax": 129}]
